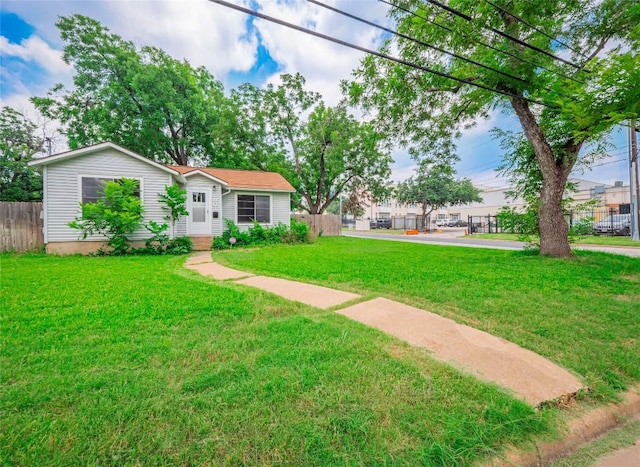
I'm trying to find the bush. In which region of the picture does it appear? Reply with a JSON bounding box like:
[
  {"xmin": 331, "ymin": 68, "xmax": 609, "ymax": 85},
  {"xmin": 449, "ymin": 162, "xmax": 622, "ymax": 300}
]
[
  {"xmin": 496, "ymin": 205, "xmax": 539, "ymax": 244},
  {"xmin": 212, "ymin": 219, "xmax": 250, "ymax": 249},
  {"xmin": 166, "ymin": 236, "xmax": 193, "ymax": 255},
  {"xmin": 212, "ymin": 218, "xmax": 313, "ymax": 250},
  {"xmin": 69, "ymin": 178, "xmax": 144, "ymax": 255},
  {"xmin": 143, "ymin": 220, "xmax": 171, "ymax": 254},
  {"xmin": 290, "ymin": 218, "xmax": 311, "ymax": 243},
  {"xmin": 132, "ymin": 221, "xmax": 193, "ymax": 255}
]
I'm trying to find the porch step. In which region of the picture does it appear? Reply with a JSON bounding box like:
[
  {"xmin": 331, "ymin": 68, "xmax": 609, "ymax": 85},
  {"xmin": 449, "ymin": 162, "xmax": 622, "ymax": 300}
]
[{"xmin": 189, "ymin": 236, "xmax": 213, "ymax": 251}]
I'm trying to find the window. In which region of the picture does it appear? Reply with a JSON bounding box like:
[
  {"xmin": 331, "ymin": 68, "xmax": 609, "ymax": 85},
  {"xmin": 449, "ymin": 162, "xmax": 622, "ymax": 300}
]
[
  {"xmin": 237, "ymin": 194, "xmax": 270, "ymax": 223},
  {"xmin": 81, "ymin": 177, "xmax": 140, "ymax": 204}
]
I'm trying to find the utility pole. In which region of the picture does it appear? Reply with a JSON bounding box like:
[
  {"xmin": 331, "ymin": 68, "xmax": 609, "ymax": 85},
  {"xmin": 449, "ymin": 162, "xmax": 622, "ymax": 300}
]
[
  {"xmin": 45, "ymin": 137, "xmax": 52, "ymax": 156},
  {"xmin": 630, "ymin": 120, "xmax": 639, "ymax": 241}
]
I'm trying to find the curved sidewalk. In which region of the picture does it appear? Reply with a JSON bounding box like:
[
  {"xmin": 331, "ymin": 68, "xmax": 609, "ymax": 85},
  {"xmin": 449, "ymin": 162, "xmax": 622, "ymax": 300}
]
[{"xmin": 185, "ymin": 252, "xmax": 585, "ymax": 407}]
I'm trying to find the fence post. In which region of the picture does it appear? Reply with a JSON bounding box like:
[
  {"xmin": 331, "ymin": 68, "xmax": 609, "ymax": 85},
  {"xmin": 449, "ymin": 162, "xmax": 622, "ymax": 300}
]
[
  {"xmin": 569, "ymin": 209, "xmax": 574, "ymax": 228},
  {"xmin": 609, "ymin": 207, "xmax": 616, "ymax": 236}
]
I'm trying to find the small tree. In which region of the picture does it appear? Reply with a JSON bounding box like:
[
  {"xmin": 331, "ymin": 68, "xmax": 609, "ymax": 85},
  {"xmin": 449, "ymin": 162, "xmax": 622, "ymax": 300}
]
[
  {"xmin": 69, "ymin": 178, "xmax": 143, "ymax": 254},
  {"xmin": 158, "ymin": 184, "xmax": 188, "ymax": 236},
  {"xmin": 396, "ymin": 164, "xmax": 482, "ymax": 229}
]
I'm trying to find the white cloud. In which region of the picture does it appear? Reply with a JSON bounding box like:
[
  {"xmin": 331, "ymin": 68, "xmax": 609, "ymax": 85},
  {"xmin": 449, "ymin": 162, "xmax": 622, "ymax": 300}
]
[
  {"xmin": 0, "ymin": 35, "xmax": 70, "ymax": 75},
  {"xmin": 103, "ymin": 0, "xmax": 258, "ymax": 79},
  {"xmin": 254, "ymin": 0, "xmax": 391, "ymax": 104}
]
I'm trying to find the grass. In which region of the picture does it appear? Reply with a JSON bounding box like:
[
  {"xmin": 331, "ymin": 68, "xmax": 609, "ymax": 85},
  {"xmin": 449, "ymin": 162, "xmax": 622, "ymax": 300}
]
[
  {"xmin": 470, "ymin": 232, "xmax": 640, "ymax": 247},
  {"xmin": 216, "ymin": 237, "xmax": 640, "ymax": 401},
  {"xmin": 551, "ymin": 420, "xmax": 640, "ymax": 466},
  {"xmin": 1, "ymin": 253, "xmax": 552, "ymax": 465}
]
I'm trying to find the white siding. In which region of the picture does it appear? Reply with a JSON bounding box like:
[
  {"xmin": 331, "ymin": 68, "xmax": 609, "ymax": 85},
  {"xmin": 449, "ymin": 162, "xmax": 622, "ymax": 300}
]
[
  {"xmin": 272, "ymin": 192, "xmax": 291, "ymax": 227},
  {"xmin": 221, "ymin": 189, "xmax": 235, "ymax": 231},
  {"xmin": 184, "ymin": 174, "xmax": 222, "ymax": 236},
  {"xmin": 45, "ymin": 148, "xmax": 176, "ymax": 242}
]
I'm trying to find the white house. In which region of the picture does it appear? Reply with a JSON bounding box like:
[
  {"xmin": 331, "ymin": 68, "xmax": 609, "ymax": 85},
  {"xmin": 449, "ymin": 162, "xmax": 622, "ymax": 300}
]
[{"xmin": 28, "ymin": 142, "xmax": 295, "ymax": 254}]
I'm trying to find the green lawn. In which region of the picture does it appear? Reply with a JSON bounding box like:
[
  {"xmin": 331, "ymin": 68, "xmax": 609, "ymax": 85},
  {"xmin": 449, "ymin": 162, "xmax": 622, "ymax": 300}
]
[
  {"xmin": 470, "ymin": 232, "xmax": 640, "ymax": 247},
  {"xmin": 216, "ymin": 237, "xmax": 640, "ymax": 401},
  {"xmin": 2, "ymin": 253, "xmax": 551, "ymax": 466}
]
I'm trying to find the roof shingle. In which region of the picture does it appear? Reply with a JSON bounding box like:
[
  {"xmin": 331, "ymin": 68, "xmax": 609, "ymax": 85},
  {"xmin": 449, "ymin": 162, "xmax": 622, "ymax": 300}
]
[{"xmin": 167, "ymin": 165, "xmax": 295, "ymax": 192}]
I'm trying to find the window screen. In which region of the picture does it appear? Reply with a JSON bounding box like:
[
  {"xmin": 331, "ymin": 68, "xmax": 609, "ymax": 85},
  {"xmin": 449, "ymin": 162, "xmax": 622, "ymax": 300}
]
[{"xmin": 237, "ymin": 194, "xmax": 270, "ymax": 223}]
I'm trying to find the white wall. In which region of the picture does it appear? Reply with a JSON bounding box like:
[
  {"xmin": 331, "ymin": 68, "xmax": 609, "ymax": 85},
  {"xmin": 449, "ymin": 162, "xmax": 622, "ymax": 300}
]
[
  {"xmin": 45, "ymin": 148, "xmax": 174, "ymax": 243},
  {"xmin": 222, "ymin": 190, "xmax": 291, "ymax": 232}
]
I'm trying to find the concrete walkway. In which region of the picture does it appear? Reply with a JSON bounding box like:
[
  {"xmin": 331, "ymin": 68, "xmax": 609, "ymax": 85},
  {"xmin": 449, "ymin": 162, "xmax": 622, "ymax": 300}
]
[
  {"xmin": 337, "ymin": 298, "xmax": 583, "ymax": 406},
  {"xmin": 184, "ymin": 252, "xmax": 586, "ymax": 407}
]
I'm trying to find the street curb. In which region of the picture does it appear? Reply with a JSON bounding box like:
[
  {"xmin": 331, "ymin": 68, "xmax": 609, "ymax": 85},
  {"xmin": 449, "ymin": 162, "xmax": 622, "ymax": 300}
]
[{"xmin": 489, "ymin": 388, "xmax": 640, "ymax": 466}]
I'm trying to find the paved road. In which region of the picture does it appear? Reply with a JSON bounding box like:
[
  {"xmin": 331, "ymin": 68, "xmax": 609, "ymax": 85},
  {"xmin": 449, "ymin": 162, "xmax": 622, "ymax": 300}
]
[{"xmin": 343, "ymin": 230, "xmax": 640, "ymax": 258}]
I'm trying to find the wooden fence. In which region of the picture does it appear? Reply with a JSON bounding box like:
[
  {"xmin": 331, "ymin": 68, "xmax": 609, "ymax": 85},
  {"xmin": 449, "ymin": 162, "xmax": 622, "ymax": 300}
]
[
  {"xmin": 292, "ymin": 214, "xmax": 341, "ymax": 237},
  {"xmin": 0, "ymin": 202, "xmax": 44, "ymax": 252}
]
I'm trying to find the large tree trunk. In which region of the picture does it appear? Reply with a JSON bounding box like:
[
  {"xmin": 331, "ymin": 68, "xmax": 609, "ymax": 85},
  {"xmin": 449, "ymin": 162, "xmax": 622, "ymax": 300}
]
[
  {"xmin": 539, "ymin": 172, "xmax": 572, "ymax": 257},
  {"xmin": 510, "ymin": 97, "xmax": 574, "ymax": 257}
]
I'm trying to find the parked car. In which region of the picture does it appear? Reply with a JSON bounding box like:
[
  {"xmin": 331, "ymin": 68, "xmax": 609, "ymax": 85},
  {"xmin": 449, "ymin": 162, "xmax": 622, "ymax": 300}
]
[
  {"xmin": 448, "ymin": 219, "xmax": 468, "ymax": 227},
  {"xmin": 370, "ymin": 218, "xmax": 392, "ymax": 229},
  {"xmin": 435, "ymin": 218, "xmax": 450, "ymax": 227},
  {"xmin": 593, "ymin": 214, "xmax": 631, "ymax": 236}
]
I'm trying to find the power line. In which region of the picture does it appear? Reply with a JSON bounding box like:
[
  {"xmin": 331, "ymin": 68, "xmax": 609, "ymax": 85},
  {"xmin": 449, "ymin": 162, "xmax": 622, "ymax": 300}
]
[
  {"xmin": 308, "ymin": 0, "xmax": 531, "ymax": 88},
  {"xmin": 482, "ymin": 0, "xmax": 588, "ymax": 59},
  {"xmin": 379, "ymin": 0, "xmax": 583, "ymax": 84},
  {"xmin": 421, "ymin": 0, "xmax": 588, "ymax": 71},
  {"xmin": 208, "ymin": 0, "xmax": 556, "ymax": 108},
  {"xmin": 590, "ymin": 157, "xmax": 626, "ymax": 167}
]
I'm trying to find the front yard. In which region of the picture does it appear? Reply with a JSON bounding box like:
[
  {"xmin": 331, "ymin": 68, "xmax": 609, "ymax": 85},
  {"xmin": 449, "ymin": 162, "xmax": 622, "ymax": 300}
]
[
  {"xmin": 216, "ymin": 237, "xmax": 640, "ymax": 400},
  {"xmin": 2, "ymin": 253, "xmax": 548, "ymax": 465},
  {"xmin": 1, "ymin": 239, "xmax": 638, "ymax": 464}
]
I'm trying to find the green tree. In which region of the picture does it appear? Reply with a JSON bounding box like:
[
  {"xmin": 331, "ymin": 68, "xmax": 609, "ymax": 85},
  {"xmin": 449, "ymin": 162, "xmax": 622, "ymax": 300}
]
[
  {"xmin": 0, "ymin": 107, "xmax": 44, "ymax": 201},
  {"xmin": 158, "ymin": 184, "xmax": 188, "ymax": 237},
  {"xmin": 228, "ymin": 83, "xmax": 289, "ymax": 172},
  {"xmin": 32, "ymin": 14, "xmax": 247, "ymax": 167},
  {"xmin": 396, "ymin": 163, "xmax": 482, "ymax": 229},
  {"xmin": 346, "ymin": 0, "xmax": 639, "ymax": 256},
  {"xmin": 253, "ymin": 73, "xmax": 392, "ymax": 214},
  {"xmin": 68, "ymin": 178, "xmax": 143, "ymax": 255}
]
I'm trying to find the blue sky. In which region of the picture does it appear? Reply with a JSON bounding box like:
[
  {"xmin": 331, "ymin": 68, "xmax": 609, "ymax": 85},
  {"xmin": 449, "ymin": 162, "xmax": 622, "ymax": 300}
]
[{"xmin": 0, "ymin": 0, "xmax": 632, "ymax": 187}]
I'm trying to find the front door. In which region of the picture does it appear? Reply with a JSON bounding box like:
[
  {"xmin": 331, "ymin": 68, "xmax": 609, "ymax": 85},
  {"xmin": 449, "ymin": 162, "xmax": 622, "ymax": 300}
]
[{"xmin": 188, "ymin": 189, "xmax": 211, "ymax": 235}]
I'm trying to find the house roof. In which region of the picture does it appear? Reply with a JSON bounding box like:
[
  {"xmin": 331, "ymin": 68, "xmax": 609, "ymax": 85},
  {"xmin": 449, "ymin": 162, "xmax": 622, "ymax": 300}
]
[
  {"xmin": 28, "ymin": 142, "xmax": 295, "ymax": 193},
  {"xmin": 167, "ymin": 165, "xmax": 295, "ymax": 192},
  {"xmin": 27, "ymin": 141, "xmax": 178, "ymax": 176}
]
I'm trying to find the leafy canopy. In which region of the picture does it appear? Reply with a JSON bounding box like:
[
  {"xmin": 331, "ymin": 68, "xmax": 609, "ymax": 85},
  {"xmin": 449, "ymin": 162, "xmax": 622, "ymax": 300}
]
[
  {"xmin": 346, "ymin": 0, "xmax": 639, "ymax": 256},
  {"xmin": 243, "ymin": 73, "xmax": 392, "ymax": 214},
  {"xmin": 0, "ymin": 107, "xmax": 44, "ymax": 202},
  {"xmin": 396, "ymin": 162, "xmax": 482, "ymax": 227},
  {"xmin": 32, "ymin": 14, "xmax": 262, "ymax": 168}
]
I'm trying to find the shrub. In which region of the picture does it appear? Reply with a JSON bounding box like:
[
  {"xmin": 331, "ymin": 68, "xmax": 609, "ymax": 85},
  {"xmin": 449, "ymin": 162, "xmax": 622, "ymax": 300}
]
[
  {"xmin": 569, "ymin": 217, "xmax": 595, "ymax": 238},
  {"xmin": 212, "ymin": 219, "xmax": 250, "ymax": 249},
  {"xmin": 166, "ymin": 236, "xmax": 193, "ymax": 255},
  {"xmin": 290, "ymin": 218, "xmax": 312, "ymax": 243},
  {"xmin": 143, "ymin": 220, "xmax": 171, "ymax": 254},
  {"xmin": 247, "ymin": 221, "xmax": 268, "ymax": 244},
  {"xmin": 68, "ymin": 178, "xmax": 143, "ymax": 255},
  {"xmin": 496, "ymin": 205, "xmax": 539, "ymax": 244},
  {"xmin": 212, "ymin": 218, "xmax": 313, "ymax": 250},
  {"xmin": 134, "ymin": 222, "xmax": 193, "ymax": 255}
]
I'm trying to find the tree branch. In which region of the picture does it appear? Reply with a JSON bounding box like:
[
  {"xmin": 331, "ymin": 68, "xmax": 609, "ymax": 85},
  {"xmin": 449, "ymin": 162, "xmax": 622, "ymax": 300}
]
[{"xmin": 575, "ymin": 36, "xmax": 610, "ymax": 73}]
